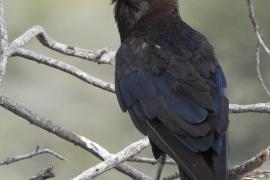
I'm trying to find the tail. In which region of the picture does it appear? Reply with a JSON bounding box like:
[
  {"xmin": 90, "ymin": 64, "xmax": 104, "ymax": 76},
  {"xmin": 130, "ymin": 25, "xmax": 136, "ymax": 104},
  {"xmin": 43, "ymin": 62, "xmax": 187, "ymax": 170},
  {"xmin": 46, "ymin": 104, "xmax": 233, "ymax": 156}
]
[
  {"xmin": 146, "ymin": 119, "xmax": 228, "ymax": 180},
  {"xmin": 179, "ymin": 168, "xmax": 192, "ymax": 180}
]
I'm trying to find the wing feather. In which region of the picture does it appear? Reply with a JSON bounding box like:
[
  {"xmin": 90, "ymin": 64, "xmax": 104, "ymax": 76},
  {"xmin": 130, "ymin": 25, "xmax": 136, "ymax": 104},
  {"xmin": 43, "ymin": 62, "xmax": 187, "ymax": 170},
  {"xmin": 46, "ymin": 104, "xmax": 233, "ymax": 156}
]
[{"xmin": 115, "ymin": 37, "xmax": 229, "ymax": 153}]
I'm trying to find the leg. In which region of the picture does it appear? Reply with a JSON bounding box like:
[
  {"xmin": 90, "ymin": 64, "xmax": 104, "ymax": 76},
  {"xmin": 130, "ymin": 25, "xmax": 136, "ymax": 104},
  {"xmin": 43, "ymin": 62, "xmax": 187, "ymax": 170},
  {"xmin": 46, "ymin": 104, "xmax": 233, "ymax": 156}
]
[{"xmin": 155, "ymin": 153, "xmax": 166, "ymax": 180}]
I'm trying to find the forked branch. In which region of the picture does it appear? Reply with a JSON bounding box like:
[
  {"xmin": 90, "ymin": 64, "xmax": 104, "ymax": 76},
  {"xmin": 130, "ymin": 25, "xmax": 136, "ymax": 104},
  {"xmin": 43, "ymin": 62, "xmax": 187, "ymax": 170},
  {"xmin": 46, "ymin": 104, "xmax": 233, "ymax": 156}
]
[{"xmin": 0, "ymin": 146, "xmax": 65, "ymax": 165}]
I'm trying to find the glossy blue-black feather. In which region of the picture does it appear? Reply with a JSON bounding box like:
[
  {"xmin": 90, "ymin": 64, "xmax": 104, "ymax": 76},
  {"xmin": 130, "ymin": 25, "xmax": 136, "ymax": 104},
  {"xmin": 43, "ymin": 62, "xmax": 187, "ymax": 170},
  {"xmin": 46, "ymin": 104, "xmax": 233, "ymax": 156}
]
[
  {"xmin": 118, "ymin": 70, "xmax": 208, "ymax": 124},
  {"xmin": 145, "ymin": 72, "xmax": 208, "ymax": 124}
]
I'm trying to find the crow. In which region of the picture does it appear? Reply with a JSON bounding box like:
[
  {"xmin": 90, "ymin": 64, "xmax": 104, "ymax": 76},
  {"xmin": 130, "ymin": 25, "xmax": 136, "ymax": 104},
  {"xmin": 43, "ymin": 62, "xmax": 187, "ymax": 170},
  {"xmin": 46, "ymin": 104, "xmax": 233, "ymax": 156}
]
[{"xmin": 112, "ymin": 0, "xmax": 229, "ymax": 179}]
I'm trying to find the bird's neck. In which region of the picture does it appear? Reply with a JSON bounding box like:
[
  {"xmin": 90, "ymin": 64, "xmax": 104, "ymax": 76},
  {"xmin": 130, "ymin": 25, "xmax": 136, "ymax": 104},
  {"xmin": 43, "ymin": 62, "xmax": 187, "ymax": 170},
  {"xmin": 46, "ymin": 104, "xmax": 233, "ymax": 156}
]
[{"xmin": 114, "ymin": 0, "xmax": 180, "ymax": 41}]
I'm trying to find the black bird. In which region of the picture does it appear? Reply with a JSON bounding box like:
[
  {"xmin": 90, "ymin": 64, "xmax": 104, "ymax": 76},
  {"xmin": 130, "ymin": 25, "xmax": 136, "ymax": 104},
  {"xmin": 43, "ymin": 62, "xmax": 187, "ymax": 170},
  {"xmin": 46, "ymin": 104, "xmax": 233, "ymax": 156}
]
[{"xmin": 112, "ymin": 0, "xmax": 229, "ymax": 179}]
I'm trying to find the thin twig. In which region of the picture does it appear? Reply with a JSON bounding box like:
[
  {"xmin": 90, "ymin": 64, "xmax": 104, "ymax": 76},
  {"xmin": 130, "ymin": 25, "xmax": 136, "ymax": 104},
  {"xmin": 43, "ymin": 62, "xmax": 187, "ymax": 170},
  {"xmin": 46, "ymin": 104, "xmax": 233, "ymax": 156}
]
[
  {"xmin": 13, "ymin": 48, "xmax": 270, "ymax": 113},
  {"xmin": 164, "ymin": 146, "xmax": 270, "ymax": 180},
  {"xmin": 229, "ymin": 102, "xmax": 270, "ymax": 113},
  {"xmin": 8, "ymin": 24, "xmax": 270, "ymax": 113},
  {"xmin": 245, "ymin": 170, "xmax": 270, "ymax": 179},
  {"xmin": 72, "ymin": 137, "xmax": 150, "ymax": 180},
  {"xmin": 246, "ymin": 0, "xmax": 270, "ymax": 97},
  {"xmin": 29, "ymin": 166, "xmax": 55, "ymax": 180},
  {"xmin": 128, "ymin": 157, "xmax": 176, "ymax": 165},
  {"xmin": 255, "ymin": 43, "xmax": 270, "ymax": 97},
  {"xmin": 14, "ymin": 48, "xmax": 115, "ymax": 93},
  {"xmin": 0, "ymin": 146, "xmax": 65, "ymax": 165},
  {"xmin": 9, "ymin": 25, "xmax": 115, "ymax": 64},
  {"xmin": 229, "ymin": 146, "xmax": 270, "ymax": 180},
  {"xmin": 0, "ymin": 0, "xmax": 8, "ymax": 90},
  {"xmin": 246, "ymin": 0, "xmax": 270, "ymax": 56},
  {"xmin": 0, "ymin": 95, "xmax": 151, "ymax": 180}
]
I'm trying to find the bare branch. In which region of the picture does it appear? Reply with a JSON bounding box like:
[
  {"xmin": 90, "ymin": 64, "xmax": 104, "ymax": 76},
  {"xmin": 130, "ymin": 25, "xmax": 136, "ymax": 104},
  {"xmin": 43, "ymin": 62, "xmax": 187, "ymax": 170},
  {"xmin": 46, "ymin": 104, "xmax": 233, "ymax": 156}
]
[
  {"xmin": 0, "ymin": 146, "xmax": 65, "ymax": 166},
  {"xmin": 29, "ymin": 166, "xmax": 55, "ymax": 180},
  {"xmin": 245, "ymin": 170, "xmax": 270, "ymax": 179},
  {"xmin": 8, "ymin": 27, "xmax": 270, "ymax": 114},
  {"xmin": 128, "ymin": 157, "xmax": 176, "ymax": 165},
  {"xmin": 14, "ymin": 48, "xmax": 115, "ymax": 93},
  {"xmin": 9, "ymin": 26, "xmax": 115, "ymax": 64},
  {"xmin": 13, "ymin": 49, "xmax": 270, "ymax": 114},
  {"xmin": 0, "ymin": 95, "xmax": 151, "ymax": 180},
  {"xmin": 255, "ymin": 43, "xmax": 270, "ymax": 97},
  {"xmin": 164, "ymin": 146, "xmax": 270, "ymax": 180},
  {"xmin": 246, "ymin": 0, "xmax": 270, "ymax": 97},
  {"xmin": 229, "ymin": 103, "xmax": 270, "ymax": 113},
  {"xmin": 229, "ymin": 146, "xmax": 270, "ymax": 180},
  {"xmin": 0, "ymin": 0, "xmax": 8, "ymax": 90},
  {"xmin": 72, "ymin": 137, "xmax": 150, "ymax": 180},
  {"xmin": 246, "ymin": 0, "xmax": 270, "ymax": 56}
]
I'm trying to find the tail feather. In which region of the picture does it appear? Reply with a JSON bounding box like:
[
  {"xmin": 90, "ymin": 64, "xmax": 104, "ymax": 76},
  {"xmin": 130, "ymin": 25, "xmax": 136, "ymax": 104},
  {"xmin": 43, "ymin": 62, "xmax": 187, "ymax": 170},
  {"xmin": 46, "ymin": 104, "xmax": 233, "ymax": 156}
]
[
  {"xmin": 147, "ymin": 120, "xmax": 213, "ymax": 180},
  {"xmin": 211, "ymin": 134, "xmax": 229, "ymax": 180},
  {"xmin": 146, "ymin": 119, "xmax": 228, "ymax": 180},
  {"xmin": 179, "ymin": 167, "xmax": 192, "ymax": 180}
]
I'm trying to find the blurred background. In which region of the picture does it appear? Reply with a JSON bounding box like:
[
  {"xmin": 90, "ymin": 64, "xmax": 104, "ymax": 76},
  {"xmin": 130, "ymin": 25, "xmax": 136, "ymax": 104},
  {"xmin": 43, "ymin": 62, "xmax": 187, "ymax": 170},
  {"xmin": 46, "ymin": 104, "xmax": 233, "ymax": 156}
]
[{"xmin": 0, "ymin": 0, "xmax": 270, "ymax": 179}]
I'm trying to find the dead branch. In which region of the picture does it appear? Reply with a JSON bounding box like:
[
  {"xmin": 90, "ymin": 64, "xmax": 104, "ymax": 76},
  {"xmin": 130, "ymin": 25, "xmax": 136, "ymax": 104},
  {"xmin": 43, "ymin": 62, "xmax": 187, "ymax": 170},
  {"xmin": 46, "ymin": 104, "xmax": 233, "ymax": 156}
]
[
  {"xmin": 0, "ymin": 146, "xmax": 65, "ymax": 165},
  {"xmin": 246, "ymin": 0, "xmax": 270, "ymax": 56},
  {"xmin": 29, "ymin": 166, "xmax": 55, "ymax": 180},
  {"xmin": 0, "ymin": 95, "xmax": 151, "ymax": 180},
  {"xmin": 14, "ymin": 48, "xmax": 270, "ymax": 113},
  {"xmin": 229, "ymin": 146, "xmax": 270, "ymax": 180},
  {"xmin": 14, "ymin": 48, "xmax": 115, "ymax": 93},
  {"xmin": 246, "ymin": 0, "xmax": 270, "ymax": 97},
  {"xmin": 163, "ymin": 146, "xmax": 270, "ymax": 180},
  {"xmin": 0, "ymin": 0, "xmax": 8, "ymax": 89},
  {"xmin": 128, "ymin": 157, "xmax": 176, "ymax": 166},
  {"xmin": 72, "ymin": 137, "xmax": 150, "ymax": 180},
  {"xmin": 245, "ymin": 170, "xmax": 270, "ymax": 179},
  {"xmin": 8, "ymin": 25, "xmax": 115, "ymax": 65},
  {"xmin": 229, "ymin": 103, "xmax": 270, "ymax": 113}
]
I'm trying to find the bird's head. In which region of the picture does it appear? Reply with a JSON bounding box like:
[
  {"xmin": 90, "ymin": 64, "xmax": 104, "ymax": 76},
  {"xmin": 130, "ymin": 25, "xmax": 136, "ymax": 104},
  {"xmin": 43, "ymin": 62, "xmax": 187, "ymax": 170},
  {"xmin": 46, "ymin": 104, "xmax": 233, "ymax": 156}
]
[{"xmin": 112, "ymin": 0, "xmax": 178, "ymax": 40}]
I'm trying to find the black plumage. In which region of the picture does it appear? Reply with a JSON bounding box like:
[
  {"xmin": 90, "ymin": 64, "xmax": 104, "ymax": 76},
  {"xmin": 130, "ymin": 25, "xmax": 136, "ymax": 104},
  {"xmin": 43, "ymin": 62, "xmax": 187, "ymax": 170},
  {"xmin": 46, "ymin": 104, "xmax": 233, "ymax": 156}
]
[{"xmin": 112, "ymin": 0, "xmax": 229, "ymax": 179}]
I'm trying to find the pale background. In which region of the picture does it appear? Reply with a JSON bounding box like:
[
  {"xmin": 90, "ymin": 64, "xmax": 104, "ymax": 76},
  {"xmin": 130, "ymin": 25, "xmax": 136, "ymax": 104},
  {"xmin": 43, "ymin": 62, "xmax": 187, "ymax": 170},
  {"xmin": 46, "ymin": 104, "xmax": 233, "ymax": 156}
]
[{"xmin": 0, "ymin": 0, "xmax": 270, "ymax": 179}]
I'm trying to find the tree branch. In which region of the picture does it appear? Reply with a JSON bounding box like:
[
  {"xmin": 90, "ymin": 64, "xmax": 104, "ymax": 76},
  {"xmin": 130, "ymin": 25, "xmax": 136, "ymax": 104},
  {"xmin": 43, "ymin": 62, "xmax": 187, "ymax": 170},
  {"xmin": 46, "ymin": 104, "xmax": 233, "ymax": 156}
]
[
  {"xmin": 6, "ymin": 19, "xmax": 270, "ymax": 114},
  {"xmin": 9, "ymin": 25, "xmax": 115, "ymax": 65},
  {"xmin": 245, "ymin": 170, "xmax": 270, "ymax": 179},
  {"xmin": 72, "ymin": 137, "xmax": 150, "ymax": 180},
  {"xmin": 29, "ymin": 166, "xmax": 55, "ymax": 180},
  {"xmin": 163, "ymin": 146, "xmax": 270, "ymax": 180},
  {"xmin": 0, "ymin": 0, "xmax": 8, "ymax": 90},
  {"xmin": 72, "ymin": 142, "xmax": 270, "ymax": 180},
  {"xmin": 0, "ymin": 146, "xmax": 65, "ymax": 166},
  {"xmin": 229, "ymin": 103, "xmax": 270, "ymax": 113},
  {"xmin": 128, "ymin": 157, "xmax": 176, "ymax": 166},
  {"xmin": 246, "ymin": 0, "xmax": 270, "ymax": 97},
  {"xmin": 230, "ymin": 146, "xmax": 270, "ymax": 180},
  {"xmin": 14, "ymin": 48, "xmax": 115, "ymax": 93},
  {"xmin": 255, "ymin": 43, "xmax": 270, "ymax": 97},
  {"xmin": 246, "ymin": 0, "xmax": 270, "ymax": 56},
  {"xmin": 0, "ymin": 95, "xmax": 151, "ymax": 180},
  {"xmin": 13, "ymin": 48, "xmax": 270, "ymax": 114}
]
